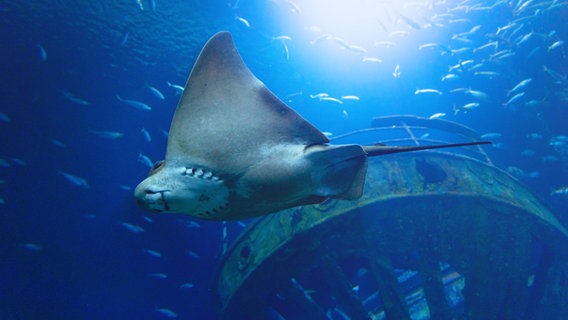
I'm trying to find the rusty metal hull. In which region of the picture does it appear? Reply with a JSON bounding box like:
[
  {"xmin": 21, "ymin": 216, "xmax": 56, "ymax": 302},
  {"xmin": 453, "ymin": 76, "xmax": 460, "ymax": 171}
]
[{"xmin": 215, "ymin": 152, "xmax": 568, "ymax": 319}]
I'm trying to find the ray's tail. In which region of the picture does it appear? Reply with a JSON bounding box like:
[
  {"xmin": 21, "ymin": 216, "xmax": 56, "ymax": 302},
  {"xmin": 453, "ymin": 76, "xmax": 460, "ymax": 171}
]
[{"xmin": 362, "ymin": 141, "xmax": 491, "ymax": 157}]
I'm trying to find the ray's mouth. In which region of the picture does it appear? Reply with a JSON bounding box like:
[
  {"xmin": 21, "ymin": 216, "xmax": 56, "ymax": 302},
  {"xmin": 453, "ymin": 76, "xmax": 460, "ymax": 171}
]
[
  {"xmin": 141, "ymin": 189, "xmax": 170, "ymax": 212},
  {"xmin": 183, "ymin": 166, "xmax": 229, "ymax": 218},
  {"xmin": 183, "ymin": 166, "xmax": 221, "ymax": 181},
  {"xmin": 136, "ymin": 166, "xmax": 229, "ymax": 218}
]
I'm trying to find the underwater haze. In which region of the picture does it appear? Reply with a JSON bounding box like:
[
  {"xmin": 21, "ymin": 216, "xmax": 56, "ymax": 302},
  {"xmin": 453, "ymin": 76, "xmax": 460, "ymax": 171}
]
[{"xmin": 1, "ymin": 0, "xmax": 568, "ymax": 319}]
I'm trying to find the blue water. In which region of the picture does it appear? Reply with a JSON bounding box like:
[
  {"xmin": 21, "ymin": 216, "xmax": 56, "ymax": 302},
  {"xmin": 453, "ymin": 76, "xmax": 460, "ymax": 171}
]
[{"xmin": 1, "ymin": 0, "xmax": 567, "ymax": 319}]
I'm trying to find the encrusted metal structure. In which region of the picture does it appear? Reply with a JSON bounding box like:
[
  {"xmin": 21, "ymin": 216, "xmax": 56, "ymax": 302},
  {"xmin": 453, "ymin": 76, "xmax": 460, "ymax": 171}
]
[{"xmin": 214, "ymin": 116, "xmax": 568, "ymax": 319}]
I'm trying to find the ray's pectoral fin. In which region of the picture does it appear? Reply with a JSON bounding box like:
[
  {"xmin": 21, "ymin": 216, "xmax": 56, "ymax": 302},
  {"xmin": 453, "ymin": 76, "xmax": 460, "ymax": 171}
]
[{"xmin": 307, "ymin": 144, "xmax": 368, "ymax": 200}]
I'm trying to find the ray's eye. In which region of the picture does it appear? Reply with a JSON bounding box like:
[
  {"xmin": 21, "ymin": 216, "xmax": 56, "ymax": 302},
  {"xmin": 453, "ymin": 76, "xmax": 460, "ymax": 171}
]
[{"xmin": 149, "ymin": 160, "xmax": 165, "ymax": 175}]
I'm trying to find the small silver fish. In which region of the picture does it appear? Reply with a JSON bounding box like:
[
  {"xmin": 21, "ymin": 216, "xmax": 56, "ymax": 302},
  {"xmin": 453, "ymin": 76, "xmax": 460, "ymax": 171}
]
[
  {"xmin": 393, "ymin": 64, "xmax": 401, "ymax": 79},
  {"xmin": 116, "ymin": 95, "xmax": 151, "ymax": 111},
  {"xmin": 374, "ymin": 41, "xmax": 397, "ymax": 48},
  {"xmin": 320, "ymin": 97, "xmax": 343, "ymax": 104},
  {"xmin": 548, "ymin": 40, "xmax": 564, "ymax": 52},
  {"xmin": 466, "ymin": 89, "xmax": 489, "ymax": 101},
  {"xmin": 49, "ymin": 139, "xmax": 66, "ymax": 148},
  {"xmin": 304, "ymin": 26, "xmax": 321, "ymax": 33},
  {"xmin": 333, "ymin": 307, "xmax": 351, "ymax": 320},
  {"xmin": 362, "ymin": 56, "xmax": 382, "ymax": 63},
  {"xmin": 418, "ymin": 43, "xmax": 440, "ymax": 50},
  {"xmin": 503, "ymin": 92, "xmax": 525, "ymax": 106},
  {"xmin": 155, "ymin": 308, "xmax": 177, "ymax": 318},
  {"xmin": 185, "ymin": 221, "xmax": 201, "ymax": 228},
  {"xmin": 89, "ymin": 129, "xmax": 124, "ymax": 139},
  {"xmin": 441, "ymin": 74, "xmax": 460, "ymax": 81},
  {"xmin": 348, "ymin": 45, "xmax": 367, "ymax": 54},
  {"xmin": 494, "ymin": 52, "xmax": 516, "ymax": 60},
  {"xmin": 524, "ymin": 99, "xmax": 543, "ymax": 108},
  {"xmin": 449, "ymin": 18, "xmax": 470, "ymax": 24},
  {"xmin": 449, "ymin": 59, "xmax": 474, "ymax": 72},
  {"xmin": 141, "ymin": 128, "xmax": 152, "ymax": 142},
  {"xmin": 389, "ymin": 30, "xmax": 410, "ymax": 37},
  {"xmin": 37, "ymin": 44, "xmax": 47, "ymax": 62},
  {"xmin": 60, "ymin": 90, "xmax": 89, "ymax": 105},
  {"xmin": 473, "ymin": 41, "xmax": 498, "ymax": 53},
  {"xmin": 415, "ymin": 88, "xmax": 443, "ymax": 95},
  {"xmin": 144, "ymin": 249, "xmax": 162, "ymax": 257},
  {"xmin": 222, "ymin": 222, "xmax": 228, "ymax": 240},
  {"xmin": 138, "ymin": 153, "xmax": 153, "ymax": 168},
  {"xmin": 481, "ymin": 133, "xmax": 502, "ymax": 139},
  {"xmin": 309, "ymin": 93, "xmax": 328, "ymax": 100},
  {"xmin": 362, "ymin": 290, "xmax": 380, "ymax": 305},
  {"xmin": 146, "ymin": 84, "xmax": 165, "ymax": 100},
  {"xmin": 281, "ymin": 40, "xmax": 290, "ymax": 60},
  {"xmin": 166, "ymin": 82, "xmax": 184, "ymax": 95},
  {"xmin": 450, "ymin": 47, "xmax": 471, "ymax": 55},
  {"xmin": 187, "ymin": 251, "xmax": 199, "ymax": 259},
  {"xmin": 474, "ymin": 71, "xmax": 500, "ymax": 78},
  {"xmin": 120, "ymin": 31, "xmax": 129, "ymax": 46},
  {"xmin": 235, "ymin": 16, "xmax": 250, "ymax": 27},
  {"xmin": 287, "ymin": 0, "xmax": 301, "ymax": 14},
  {"xmin": 119, "ymin": 221, "xmax": 145, "ymax": 233},
  {"xmin": 284, "ymin": 91, "xmax": 302, "ymax": 101},
  {"xmin": 272, "ymin": 35, "xmax": 292, "ymax": 41},
  {"xmin": 220, "ymin": 223, "xmax": 228, "ymax": 256},
  {"xmin": 543, "ymin": 66, "xmax": 567, "ymax": 84},
  {"xmin": 551, "ymin": 186, "xmax": 568, "ymax": 196},
  {"xmin": 508, "ymin": 78, "xmax": 532, "ymax": 96},
  {"xmin": 454, "ymin": 102, "xmax": 480, "ymax": 114},
  {"xmin": 429, "ymin": 112, "xmax": 446, "ymax": 119},
  {"xmin": 58, "ymin": 171, "xmax": 90, "ymax": 188}
]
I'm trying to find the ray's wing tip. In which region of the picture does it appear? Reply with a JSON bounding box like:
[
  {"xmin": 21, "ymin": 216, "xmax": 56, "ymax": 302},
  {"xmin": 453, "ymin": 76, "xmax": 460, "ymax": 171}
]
[
  {"xmin": 210, "ymin": 31, "xmax": 233, "ymax": 43},
  {"xmin": 200, "ymin": 31, "xmax": 235, "ymax": 54},
  {"xmin": 213, "ymin": 30, "xmax": 231, "ymax": 37},
  {"xmin": 202, "ymin": 31, "xmax": 239, "ymax": 60}
]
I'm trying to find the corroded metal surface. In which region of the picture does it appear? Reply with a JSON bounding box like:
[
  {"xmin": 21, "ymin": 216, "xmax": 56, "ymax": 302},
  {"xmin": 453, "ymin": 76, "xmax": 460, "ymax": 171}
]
[{"xmin": 214, "ymin": 152, "xmax": 568, "ymax": 319}]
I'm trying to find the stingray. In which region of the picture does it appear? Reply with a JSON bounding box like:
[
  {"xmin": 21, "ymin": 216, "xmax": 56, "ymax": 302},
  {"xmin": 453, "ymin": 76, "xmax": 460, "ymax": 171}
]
[{"xmin": 134, "ymin": 31, "xmax": 489, "ymax": 221}]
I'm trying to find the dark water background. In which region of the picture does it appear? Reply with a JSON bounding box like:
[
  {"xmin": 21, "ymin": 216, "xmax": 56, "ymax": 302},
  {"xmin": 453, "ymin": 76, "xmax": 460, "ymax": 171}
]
[{"xmin": 1, "ymin": 0, "xmax": 567, "ymax": 319}]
